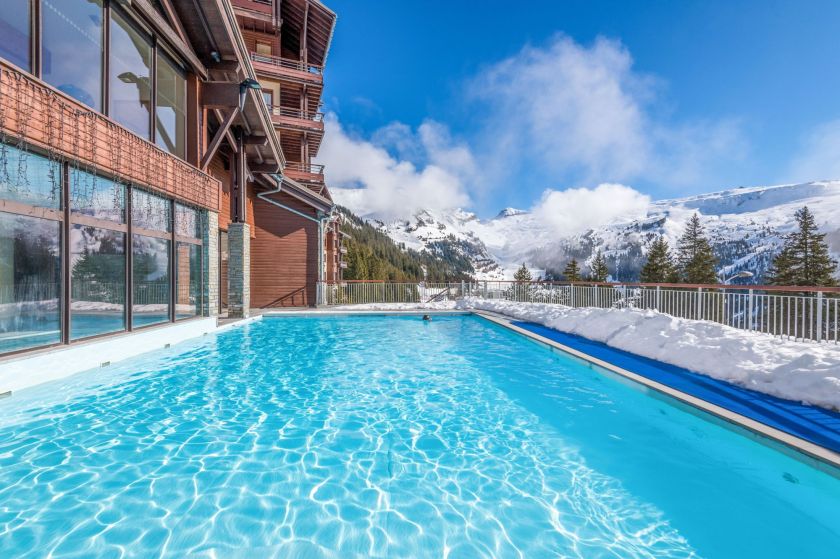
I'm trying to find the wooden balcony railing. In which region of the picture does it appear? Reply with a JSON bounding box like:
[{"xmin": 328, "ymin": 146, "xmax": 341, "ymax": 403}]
[{"xmin": 250, "ymin": 52, "xmax": 323, "ymax": 76}]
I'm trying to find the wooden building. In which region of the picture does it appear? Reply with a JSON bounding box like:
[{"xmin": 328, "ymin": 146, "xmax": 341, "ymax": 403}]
[{"xmin": 231, "ymin": 0, "xmax": 342, "ymax": 309}]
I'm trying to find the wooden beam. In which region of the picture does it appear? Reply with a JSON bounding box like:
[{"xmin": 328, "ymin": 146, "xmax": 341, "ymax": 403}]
[
  {"xmin": 158, "ymin": 0, "xmax": 189, "ymax": 43},
  {"xmin": 250, "ymin": 163, "xmax": 281, "ymax": 174},
  {"xmin": 213, "ymin": 109, "xmax": 239, "ymax": 154},
  {"xmin": 133, "ymin": 0, "xmax": 208, "ymax": 80},
  {"xmin": 201, "ymin": 107, "xmax": 240, "ymax": 170},
  {"xmin": 243, "ymin": 135, "xmax": 268, "ymax": 145},
  {"xmin": 202, "ymin": 82, "xmax": 239, "ymax": 108},
  {"xmin": 208, "ymin": 60, "xmax": 241, "ymax": 73}
]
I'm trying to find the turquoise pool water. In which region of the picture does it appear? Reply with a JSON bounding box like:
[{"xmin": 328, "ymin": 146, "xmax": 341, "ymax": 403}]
[{"xmin": 1, "ymin": 314, "xmax": 839, "ymax": 558}]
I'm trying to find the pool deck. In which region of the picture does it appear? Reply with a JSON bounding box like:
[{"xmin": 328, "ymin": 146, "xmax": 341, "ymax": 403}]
[{"xmin": 474, "ymin": 311, "xmax": 840, "ymax": 475}]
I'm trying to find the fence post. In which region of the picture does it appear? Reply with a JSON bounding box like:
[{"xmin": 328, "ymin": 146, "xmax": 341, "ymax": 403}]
[
  {"xmin": 655, "ymin": 285, "xmax": 661, "ymax": 310},
  {"xmin": 817, "ymin": 291, "xmax": 824, "ymax": 342},
  {"xmin": 483, "ymin": 281, "xmax": 488, "ymax": 298},
  {"xmin": 747, "ymin": 289, "xmax": 754, "ymax": 331},
  {"xmin": 697, "ymin": 287, "xmax": 703, "ymax": 320}
]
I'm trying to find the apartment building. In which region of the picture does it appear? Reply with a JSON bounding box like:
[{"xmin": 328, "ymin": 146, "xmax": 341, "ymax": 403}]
[{"xmin": 231, "ymin": 0, "xmax": 341, "ymax": 309}]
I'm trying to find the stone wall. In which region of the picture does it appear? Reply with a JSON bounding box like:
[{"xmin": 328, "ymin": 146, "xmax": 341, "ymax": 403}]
[
  {"xmin": 202, "ymin": 211, "xmax": 220, "ymax": 317},
  {"xmin": 227, "ymin": 222, "xmax": 251, "ymax": 317}
]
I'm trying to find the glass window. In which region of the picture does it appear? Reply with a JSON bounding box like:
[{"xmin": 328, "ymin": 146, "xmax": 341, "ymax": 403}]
[
  {"xmin": 0, "ymin": 212, "xmax": 61, "ymax": 353},
  {"xmin": 175, "ymin": 203, "xmax": 200, "ymax": 238},
  {"xmin": 0, "ymin": 144, "xmax": 61, "ymax": 208},
  {"xmin": 131, "ymin": 189, "xmax": 171, "ymax": 232},
  {"xmin": 70, "ymin": 225, "xmax": 125, "ymax": 339},
  {"xmin": 42, "ymin": 0, "xmax": 103, "ymax": 110},
  {"xmin": 155, "ymin": 52, "xmax": 186, "ymax": 159},
  {"xmin": 0, "ymin": 0, "xmax": 31, "ymax": 71},
  {"xmin": 175, "ymin": 242, "xmax": 200, "ymax": 318},
  {"xmin": 70, "ymin": 169, "xmax": 125, "ymax": 223},
  {"xmin": 132, "ymin": 234, "xmax": 170, "ymax": 327},
  {"xmin": 109, "ymin": 10, "xmax": 152, "ymax": 138}
]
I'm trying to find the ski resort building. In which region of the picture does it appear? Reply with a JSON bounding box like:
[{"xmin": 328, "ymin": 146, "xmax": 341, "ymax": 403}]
[
  {"xmin": 231, "ymin": 0, "xmax": 341, "ymax": 309},
  {"xmin": 0, "ymin": 0, "xmax": 339, "ymax": 359}
]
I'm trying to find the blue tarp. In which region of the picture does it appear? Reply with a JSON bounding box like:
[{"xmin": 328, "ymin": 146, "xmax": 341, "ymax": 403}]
[{"xmin": 511, "ymin": 320, "xmax": 840, "ymax": 455}]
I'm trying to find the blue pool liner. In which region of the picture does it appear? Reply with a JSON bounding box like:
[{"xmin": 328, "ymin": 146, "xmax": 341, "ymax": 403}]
[{"xmin": 511, "ymin": 320, "xmax": 840, "ymax": 455}]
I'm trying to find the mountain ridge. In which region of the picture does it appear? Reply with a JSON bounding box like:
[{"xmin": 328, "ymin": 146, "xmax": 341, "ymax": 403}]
[{"xmin": 339, "ymin": 181, "xmax": 840, "ymax": 282}]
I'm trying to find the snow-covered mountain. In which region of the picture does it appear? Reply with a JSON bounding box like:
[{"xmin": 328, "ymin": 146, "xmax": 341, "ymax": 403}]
[{"xmin": 361, "ymin": 181, "xmax": 840, "ymax": 281}]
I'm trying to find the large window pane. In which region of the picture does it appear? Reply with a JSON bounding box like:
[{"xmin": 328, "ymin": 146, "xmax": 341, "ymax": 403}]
[
  {"xmin": 0, "ymin": 0, "xmax": 30, "ymax": 71},
  {"xmin": 132, "ymin": 234, "xmax": 169, "ymax": 327},
  {"xmin": 0, "ymin": 144, "xmax": 61, "ymax": 208},
  {"xmin": 175, "ymin": 242, "xmax": 200, "ymax": 318},
  {"xmin": 175, "ymin": 203, "xmax": 200, "ymax": 238},
  {"xmin": 155, "ymin": 52, "xmax": 186, "ymax": 159},
  {"xmin": 42, "ymin": 0, "xmax": 103, "ymax": 110},
  {"xmin": 131, "ymin": 188, "xmax": 171, "ymax": 232},
  {"xmin": 110, "ymin": 10, "xmax": 152, "ymax": 138},
  {"xmin": 0, "ymin": 212, "xmax": 61, "ymax": 353},
  {"xmin": 70, "ymin": 169, "xmax": 125, "ymax": 223},
  {"xmin": 70, "ymin": 225, "xmax": 125, "ymax": 339}
]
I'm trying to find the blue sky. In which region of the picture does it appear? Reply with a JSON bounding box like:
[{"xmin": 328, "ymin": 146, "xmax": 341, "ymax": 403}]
[{"xmin": 319, "ymin": 0, "xmax": 840, "ymax": 218}]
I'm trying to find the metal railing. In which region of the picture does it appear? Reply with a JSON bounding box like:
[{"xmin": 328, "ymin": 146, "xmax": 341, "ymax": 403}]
[
  {"xmin": 317, "ymin": 280, "xmax": 840, "ymax": 344},
  {"xmin": 267, "ymin": 105, "xmax": 325, "ymax": 123},
  {"xmin": 285, "ymin": 162, "xmax": 325, "ymax": 175},
  {"xmin": 249, "ymin": 52, "xmax": 323, "ymax": 75}
]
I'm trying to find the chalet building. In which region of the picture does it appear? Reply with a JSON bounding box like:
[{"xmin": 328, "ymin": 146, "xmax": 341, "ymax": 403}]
[
  {"xmin": 231, "ymin": 0, "xmax": 341, "ymax": 310},
  {"xmin": 0, "ymin": 0, "xmax": 337, "ymax": 359}
]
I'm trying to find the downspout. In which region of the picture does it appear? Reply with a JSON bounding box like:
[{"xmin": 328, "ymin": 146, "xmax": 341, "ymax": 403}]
[{"xmin": 258, "ymin": 175, "xmax": 335, "ymax": 304}]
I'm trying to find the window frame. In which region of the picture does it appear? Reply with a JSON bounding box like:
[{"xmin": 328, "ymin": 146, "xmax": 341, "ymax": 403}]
[
  {"xmin": 0, "ymin": 140, "xmax": 207, "ymax": 359},
  {"xmin": 17, "ymin": 0, "xmax": 189, "ymax": 160}
]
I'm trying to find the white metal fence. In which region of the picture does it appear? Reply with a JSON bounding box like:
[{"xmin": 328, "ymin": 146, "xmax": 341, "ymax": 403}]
[{"xmin": 317, "ymin": 280, "xmax": 840, "ymax": 344}]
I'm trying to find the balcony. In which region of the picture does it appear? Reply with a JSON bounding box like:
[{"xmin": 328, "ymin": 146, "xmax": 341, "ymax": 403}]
[
  {"xmin": 250, "ymin": 52, "xmax": 323, "ymax": 84},
  {"xmin": 230, "ymin": 0, "xmax": 274, "ymax": 22},
  {"xmin": 268, "ymin": 105, "xmax": 324, "ymax": 134},
  {"xmin": 284, "ymin": 162, "xmax": 326, "ymax": 192}
]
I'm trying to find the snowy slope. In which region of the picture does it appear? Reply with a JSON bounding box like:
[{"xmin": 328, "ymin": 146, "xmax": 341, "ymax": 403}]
[{"xmin": 353, "ymin": 181, "xmax": 840, "ymax": 281}]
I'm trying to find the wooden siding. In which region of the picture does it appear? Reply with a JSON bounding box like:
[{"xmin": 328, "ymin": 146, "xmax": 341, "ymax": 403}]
[
  {"xmin": 250, "ymin": 191, "xmax": 318, "ymax": 308},
  {"xmin": 0, "ymin": 60, "xmax": 219, "ymax": 211}
]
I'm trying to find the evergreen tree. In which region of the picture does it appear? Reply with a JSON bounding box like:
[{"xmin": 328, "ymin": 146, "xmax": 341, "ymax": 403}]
[
  {"xmin": 514, "ymin": 263, "xmax": 532, "ymax": 282},
  {"xmin": 562, "ymin": 258, "xmax": 581, "ymax": 282},
  {"xmin": 768, "ymin": 206, "xmax": 837, "ymax": 286},
  {"xmin": 676, "ymin": 213, "xmax": 718, "ymax": 284},
  {"xmin": 640, "ymin": 236, "xmax": 678, "ymax": 283},
  {"xmin": 589, "ymin": 250, "xmax": 609, "ymax": 282}
]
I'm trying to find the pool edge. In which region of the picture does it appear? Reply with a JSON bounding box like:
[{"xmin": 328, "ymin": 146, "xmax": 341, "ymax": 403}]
[{"xmin": 474, "ymin": 310, "xmax": 840, "ymax": 476}]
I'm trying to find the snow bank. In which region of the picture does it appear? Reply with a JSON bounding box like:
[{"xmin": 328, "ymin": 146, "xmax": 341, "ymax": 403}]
[{"xmin": 459, "ymin": 298, "xmax": 840, "ymax": 411}]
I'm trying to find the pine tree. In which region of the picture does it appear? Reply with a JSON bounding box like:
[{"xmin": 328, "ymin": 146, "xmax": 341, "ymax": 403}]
[
  {"xmin": 640, "ymin": 236, "xmax": 678, "ymax": 283},
  {"xmin": 589, "ymin": 250, "xmax": 609, "ymax": 283},
  {"xmin": 676, "ymin": 213, "xmax": 718, "ymax": 284},
  {"xmin": 514, "ymin": 263, "xmax": 532, "ymax": 282},
  {"xmin": 768, "ymin": 206, "xmax": 837, "ymax": 286},
  {"xmin": 562, "ymin": 258, "xmax": 581, "ymax": 282}
]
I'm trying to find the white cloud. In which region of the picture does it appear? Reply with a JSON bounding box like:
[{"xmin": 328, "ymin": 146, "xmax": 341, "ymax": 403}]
[
  {"xmin": 320, "ymin": 116, "xmax": 471, "ymax": 219},
  {"xmin": 787, "ymin": 119, "xmax": 840, "ymax": 182},
  {"xmin": 467, "ymin": 35, "xmax": 746, "ymax": 190},
  {"xmin": 531, "ymin": 183, "xmax": 651, "ymax": 236}
]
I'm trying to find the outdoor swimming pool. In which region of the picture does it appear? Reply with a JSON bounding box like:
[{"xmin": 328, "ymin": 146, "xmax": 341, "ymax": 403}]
[{"xmin": 1, "ymin": 314, "xmax": 838, "ymax": 558}]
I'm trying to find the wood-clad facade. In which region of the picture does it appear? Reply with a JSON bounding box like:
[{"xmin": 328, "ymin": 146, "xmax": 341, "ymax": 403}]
[{"xmin": 232, "ymin": 0, "xmax": 342, "ymax": 308}]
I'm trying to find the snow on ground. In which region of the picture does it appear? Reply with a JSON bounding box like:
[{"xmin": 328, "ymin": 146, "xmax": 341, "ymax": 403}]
[
  {"xmin": 332, "ymin": 299, "xmax": 840, "ymax": 411},
  {"xmin": 331, "ymin": 301, "xmax": 459, "ymax": 311}
]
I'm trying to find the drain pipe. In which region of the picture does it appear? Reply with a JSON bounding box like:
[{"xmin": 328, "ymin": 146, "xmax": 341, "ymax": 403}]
[{"xmin": 258, "ymin": 175, "xmax": 334, "ymax": 304}]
